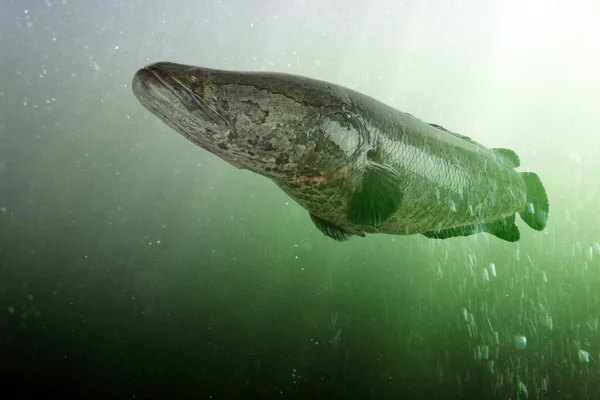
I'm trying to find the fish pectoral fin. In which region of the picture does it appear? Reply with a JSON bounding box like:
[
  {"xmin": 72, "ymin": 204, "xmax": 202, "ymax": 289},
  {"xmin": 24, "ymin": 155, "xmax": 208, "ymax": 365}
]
[
  {"xmin": 309, "ymin": 213, "xmax": 355, "ymax": 241},
  {"xmin": 492, "ymin": 148, "xmax": 521, "ymax": 168},
  {"xmin": 422, "ymin": 215, "xmax": 520, "ymax": 242},
  {"xmin": 347, "ymin": 161, "xmax": 403, "ymax": 227}
]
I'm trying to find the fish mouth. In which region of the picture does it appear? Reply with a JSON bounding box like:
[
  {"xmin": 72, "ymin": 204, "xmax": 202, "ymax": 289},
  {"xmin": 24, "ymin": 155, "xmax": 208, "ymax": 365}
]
[{"xmin": 132, "ymin": 63, "xmax": 229, "ymax": 132}]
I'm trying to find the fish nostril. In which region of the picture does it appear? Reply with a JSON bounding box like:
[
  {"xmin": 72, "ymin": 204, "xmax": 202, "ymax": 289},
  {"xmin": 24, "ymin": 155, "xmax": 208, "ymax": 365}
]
[{"xmin": 189, "ymin": 69, "xmax": 207, "ymax": 84}]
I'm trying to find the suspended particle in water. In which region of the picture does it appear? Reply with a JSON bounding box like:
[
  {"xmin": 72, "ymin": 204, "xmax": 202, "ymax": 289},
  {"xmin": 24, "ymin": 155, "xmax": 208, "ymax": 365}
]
[
  {"xmin": 541, "ymin": 377, "xmax": 548, "ymax": 392},
  {"xmin": 469, "ymin": 313, "xmax": 476, "ymax": 327},
  {"xmin": 545, "ymin": 315, "xmax": 553, "ymax": 331},
  {"xmin": 449, "ymin": 200, "xmax": 457, "ymax": 212},
  {"xmin": 578, "ymin": 349, "xmax": 591, "ymax": 363},
  {"xmin": 480, "ymin": 345, "xmax": 489, "ymax": 360},
  {"xmin": 587, "ymin": 317, "xmax": 599, "ymax": 331},
  {"xmin": 517, "ymin": 380, "xmax": 528, "ymax": 398},
  {"xmin": 461, "ymin": 308, "xmax": 469, "ymax": 322},
  {"xmin": 527, "ymin": 202, "xmax": 535, "ymax": 213},
  {"xmin": 515, "ymin": 335, "xmax": 527, "ymax": 350}
]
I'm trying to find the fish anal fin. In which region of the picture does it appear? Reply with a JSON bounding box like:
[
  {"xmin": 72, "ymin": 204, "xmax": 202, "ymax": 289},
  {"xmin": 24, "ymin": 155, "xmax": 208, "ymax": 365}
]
[
  {"xmin": 310, "ymin": 213, "xmax": 354, "ymax": 241},
  {"xmin": 422, "ymin": 225, "xmax": 483, "ymax": 240},
  {"xmin": 347, "ymin": 161, "xmax": 403, "ymax": 227},
  {"xmin": 483, "ymin": 215, "xmax": 521, "ymax": 242},
  {"xmin": 422, "ymin": 215, "xmax": 520, "ymax": 243},
  {"xmin": 492, "ymin": 148, "xmax": 521, "ymax": 168}
]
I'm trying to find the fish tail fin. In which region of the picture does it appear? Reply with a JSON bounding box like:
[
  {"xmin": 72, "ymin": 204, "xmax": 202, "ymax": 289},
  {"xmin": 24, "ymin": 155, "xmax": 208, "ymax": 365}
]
[{"xmin": 519, "ymin": 172, "xmax": 549, "ymax": 231}]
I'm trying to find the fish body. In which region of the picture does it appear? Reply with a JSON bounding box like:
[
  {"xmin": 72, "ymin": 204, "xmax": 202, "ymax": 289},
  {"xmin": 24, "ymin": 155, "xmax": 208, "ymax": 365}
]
[{"xmin": 132, "ymin": 62, "xmax": 549, "ymax": 242}]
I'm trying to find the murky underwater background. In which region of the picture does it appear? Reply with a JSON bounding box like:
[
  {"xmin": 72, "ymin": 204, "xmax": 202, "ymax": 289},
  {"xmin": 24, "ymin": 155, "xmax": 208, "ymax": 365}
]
[{"xmin": 1, "ymin": 0, "xmax": 600, "ymax": 398}]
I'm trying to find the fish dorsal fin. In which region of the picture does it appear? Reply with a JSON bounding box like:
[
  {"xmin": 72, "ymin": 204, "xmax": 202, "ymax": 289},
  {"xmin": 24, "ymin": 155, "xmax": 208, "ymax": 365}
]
[
  {"xmin": 347, "ymin": 160, "xmax": 404, "ymax": 227},
  {"xmin": 309, "ymin": 213, "xmax": 355, "ymax": 241},
  {"xmin": 428, "ymin": 123, "xmax": 450, "ymax": 132},
  {"xmin": 429, "ymin": 123, "xmax": 521, "ymax": 168},
  {"xmin": 492, "ymin": 148, "xmax": 520, "ymax": 168},
  {"xmin": 428, "ymin": 123, "xmax": 482, "ymax": 147}
]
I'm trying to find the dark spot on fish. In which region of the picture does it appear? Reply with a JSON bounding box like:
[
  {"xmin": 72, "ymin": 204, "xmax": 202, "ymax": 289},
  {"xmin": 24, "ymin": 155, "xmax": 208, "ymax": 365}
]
[
  {"xmin": 217, "ymin": 142, "xmax": 229, "ymax": 150},
  {"xmin": 241, "ymin": 100, "xmax": 268, "ymax": 124},
  {"xmin": 219, "ymin": 98, "xmax": 229, "ymax": 110},
  {"xmin": 263, "ymin": 142, "xmax": 275, "ymax": 152},
  {"xmin": 248, "ymin": 151, "xmax": 255, "ymax": 157},
  {"xmin": 227, "ymin": 130, "xmax": 238, "ymax": 140},
  {"xmin": 275, "ymin": 153, "xmax": 289, "ymax": 165}
]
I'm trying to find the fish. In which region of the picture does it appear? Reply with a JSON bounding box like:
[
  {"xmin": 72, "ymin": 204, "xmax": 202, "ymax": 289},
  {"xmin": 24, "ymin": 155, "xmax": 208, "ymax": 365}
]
[{"xmin": 132, "ymin": 62, "xmax": 549, "ymax": 243}]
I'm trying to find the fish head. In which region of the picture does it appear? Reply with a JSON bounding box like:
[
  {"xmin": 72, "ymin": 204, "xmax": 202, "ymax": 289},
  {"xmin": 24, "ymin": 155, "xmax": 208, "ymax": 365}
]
[
  {"xmin": 132, "ymin": 62, "xmax": 245, "ymax": 169},
  {"xmin": 133, "ymin": 62, "xmax": 366, "ymax": 181}
]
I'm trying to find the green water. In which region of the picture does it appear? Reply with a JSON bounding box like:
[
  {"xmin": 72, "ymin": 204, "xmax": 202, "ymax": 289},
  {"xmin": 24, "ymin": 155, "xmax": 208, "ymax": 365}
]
[{"xmin": 1, "ymin": 0, "xmax": 600, "ymax": 398}]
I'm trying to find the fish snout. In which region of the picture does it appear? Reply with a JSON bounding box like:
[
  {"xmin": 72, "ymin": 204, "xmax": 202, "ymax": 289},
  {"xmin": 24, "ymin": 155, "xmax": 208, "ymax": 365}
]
[{"xmin": 132, "ymin": 67, "xmax": 161, "ymax": 99}]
